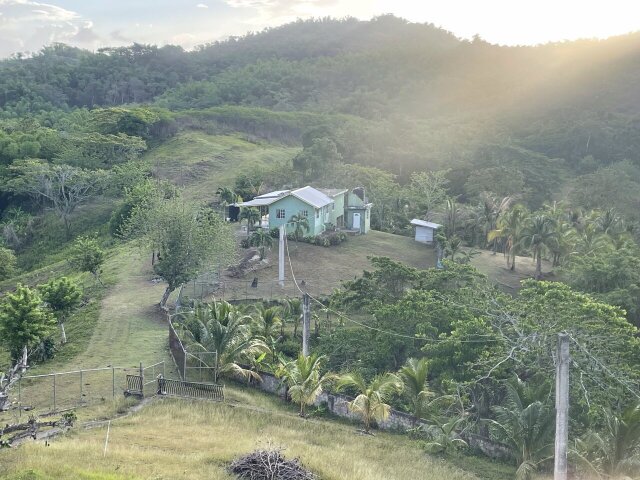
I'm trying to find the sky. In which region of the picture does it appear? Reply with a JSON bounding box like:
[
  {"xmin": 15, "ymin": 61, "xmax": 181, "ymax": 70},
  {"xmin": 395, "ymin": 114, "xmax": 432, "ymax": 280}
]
[{"xmin": 0, "ymin": 0, "xmax": 639, "ymax": 57}]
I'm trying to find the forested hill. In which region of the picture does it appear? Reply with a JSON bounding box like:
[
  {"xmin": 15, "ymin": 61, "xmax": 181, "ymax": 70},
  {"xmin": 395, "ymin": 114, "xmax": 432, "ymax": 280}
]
[
  {"xmin": 3, "ymin": 16, "xmax": 640, "ymax": 215},
  {"xmin": 3, "ymin": 15, "xmax": 640, "ymax": 118}
]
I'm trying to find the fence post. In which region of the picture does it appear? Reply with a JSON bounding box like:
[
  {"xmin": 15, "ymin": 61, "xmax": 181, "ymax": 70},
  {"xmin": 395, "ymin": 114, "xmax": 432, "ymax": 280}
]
[
  {"xmin": 80, "ymin": 369, "xmax": 83, "ymax": 402},
  {"xmin": 18, "ymin": 378, "xmax": 21, "ymax": 418},
  {"xmin": 139, "ymin": 362, "xmax": 144, "ymax": 397},
  {"xmin": 112, "ymin": 367, "xmax": 116, "ymax": 398},
  {"xmin": 183, "ymin": 353, "xmax": 187, "ymax": 382},
  {"xmin": 53, "ymin": 374, "xmax": 57, "ymax": 412},
  {"xmin": 163, "ymin": 361, "xmax": 166, "ymax": 379}
]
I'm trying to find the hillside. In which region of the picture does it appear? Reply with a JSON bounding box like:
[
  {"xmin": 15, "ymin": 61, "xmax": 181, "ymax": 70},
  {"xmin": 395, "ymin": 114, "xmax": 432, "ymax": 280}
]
[
  {"xmin": 2, "ymin": 15, "xmax": 640, "ymax": 480},
  {"xmin": 1, "ymin": 396, "xmax": 501, "ymax": 480}
]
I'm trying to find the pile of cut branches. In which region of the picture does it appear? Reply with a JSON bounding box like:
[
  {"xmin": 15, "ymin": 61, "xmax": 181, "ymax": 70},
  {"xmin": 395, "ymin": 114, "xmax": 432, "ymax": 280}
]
[
  {"xmin": 0, "ymin": 412, "xmax": 76, "ymax": 448},
  {"xmin": 229, "ymin": 448, "xmax": 317, "ymax": 480}
]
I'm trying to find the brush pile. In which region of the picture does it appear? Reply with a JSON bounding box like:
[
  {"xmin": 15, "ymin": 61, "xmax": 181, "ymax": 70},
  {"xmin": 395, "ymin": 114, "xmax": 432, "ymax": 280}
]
[{"xmin": 229, "ymin": 448, "xmax": 317, "ymax": 480}]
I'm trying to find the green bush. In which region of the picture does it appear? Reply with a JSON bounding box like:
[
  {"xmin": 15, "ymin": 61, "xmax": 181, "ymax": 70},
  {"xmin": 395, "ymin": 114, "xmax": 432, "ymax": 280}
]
[
  {"xmin": 240, "ymin": 239, "xmax": 250, "ymax": 248},
  {"xmin": 278, "ymin": 337, "xmax": 301, "ymax": 358}
]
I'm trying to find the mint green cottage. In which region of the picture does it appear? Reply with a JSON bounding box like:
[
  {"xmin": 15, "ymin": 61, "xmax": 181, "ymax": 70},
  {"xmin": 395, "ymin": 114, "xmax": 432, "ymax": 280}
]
[{"xmin": 237, "ymin": 186, "xmax": 372, "ymax": 235}]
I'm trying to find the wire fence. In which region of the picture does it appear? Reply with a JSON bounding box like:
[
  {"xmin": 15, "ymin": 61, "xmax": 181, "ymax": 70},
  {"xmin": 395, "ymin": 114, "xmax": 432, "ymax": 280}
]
[
  {"xmin": 168, "ymin": 315, "xmax": 218, "ymax": 383},
  {"xmin": 178, "ymin": 277, "xmax": 332, "ymax": 305},
  {"xmin": 0, "ymin": 361, "xmax": 167, "ymax": 425}
]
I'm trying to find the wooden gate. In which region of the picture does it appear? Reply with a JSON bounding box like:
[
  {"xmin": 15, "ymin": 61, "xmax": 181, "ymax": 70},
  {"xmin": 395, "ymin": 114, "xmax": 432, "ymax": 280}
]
[{"xmin": 157, "ymin": 376, "xmax": 224, "ymax": 402}]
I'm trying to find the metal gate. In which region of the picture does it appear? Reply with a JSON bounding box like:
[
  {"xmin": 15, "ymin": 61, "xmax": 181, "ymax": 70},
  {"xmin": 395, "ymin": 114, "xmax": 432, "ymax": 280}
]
[{"xmin": 157, "ymin": 376, "xmax": 224, "ymax": 402}]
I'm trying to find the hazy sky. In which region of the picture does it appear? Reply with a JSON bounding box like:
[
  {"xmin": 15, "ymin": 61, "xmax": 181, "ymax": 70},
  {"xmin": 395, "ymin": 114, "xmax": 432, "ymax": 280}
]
[{"xmin": 0, "ymin": 0, "xmax": 638, "ymax": 57}]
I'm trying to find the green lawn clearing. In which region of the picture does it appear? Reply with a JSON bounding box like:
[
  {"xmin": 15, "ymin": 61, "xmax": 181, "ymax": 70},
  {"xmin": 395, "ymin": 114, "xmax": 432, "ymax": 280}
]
[{"xmin": 209, "ymin": 230, "xmax": 437, "ymax": 302}]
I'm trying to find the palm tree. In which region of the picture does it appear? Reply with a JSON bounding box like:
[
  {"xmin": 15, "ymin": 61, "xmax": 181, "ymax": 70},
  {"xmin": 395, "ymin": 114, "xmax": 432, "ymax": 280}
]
[
  {"xmin": 575, "ymin": 221, "xmax": 609, "ymax": 256},
  {"xmin": 488, "ymin": 204, "xmax": 528, "ymax": 271},
  {"xmin": 288, "ymin": 212, "xmax": 310, "ymax": 242},
  {"xmin": 252, "ymin": 305, "xmax": 282, "ymax": 340},
  {"xmin": 337, "ymin": 372, "xmax": 404, "ymax": 433},
  {"xmin": 249, "ymin": 229, "xmax": 273, "ymax": 260},
  {"xmin": 216, "ymin": 187, "xmax": 241, "ymax": 220},
  {"xmin": 240, "ymin": 207, "xmax": 261, "ymax": 234},
  {"xmin": 398, "ymin": 358, "xmax": 434, "ymax": 425},
  {"xmin": 277, "ymin": 353, "xmax": 332, "ymax": 417},
  {"xmin": 481, "ymin": 193, "xmax": 513, "ymax": 252},
  {"xmin": 282, "ymin": 298, "xmax": 303, "ymax": 338},
  {"xmin": 490, "ymin": 378, "xmax": 555, "ymax": 480},
  {"xmin": 445, "ymin": 235, "xmax": 463, "ymax": 261},
  {"xmin": 444, "ymin": 198, "xmax": 461, "ymax": 237},
  {"xmin": 252, "ymin": 305, "xmax": 282, "ymax": 362},
  {"xmin": 596, "ymin": 208, "xmax": 623, "ymax": 237},
  {"xmin": 575, "ymin": 402, "xmax": 640, "ymax": 478},
  {"xmin": 424, "ymin": 416, "xmax": 468, "ymax": 455},
  {"xmin": 180, "ymin": 301, "xmax": 268, "ymax": 382},
  {"xmin": 518, "ymin": 214, "xmax": 558, "ymax": 280}
]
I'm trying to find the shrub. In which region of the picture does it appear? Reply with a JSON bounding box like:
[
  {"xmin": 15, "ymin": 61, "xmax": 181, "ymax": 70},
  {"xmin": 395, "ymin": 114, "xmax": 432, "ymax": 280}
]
[
  {"xmin": 240, "ymin": 239, "xmax": 250, "ymax": 248},
  {"xmin": 279, "ymin": 337, "xmax": 301, "ymax": 358},
  {"xmin": 269, "ymin": 227, "xmax": 279, "ymax": 238}
]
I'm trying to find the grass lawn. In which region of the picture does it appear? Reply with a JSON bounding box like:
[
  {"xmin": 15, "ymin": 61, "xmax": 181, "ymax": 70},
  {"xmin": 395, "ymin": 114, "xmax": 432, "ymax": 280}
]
[
  {"xmin": 1, "ymin": 395, "xmax": 486, "ymax": 480},
  {"xmin": 469, "ymin": 250, "xmax": 554, "ymax": 292},
  {"xmin": 208, "ymin": 230, "xmax": 437, "ymax": 302}
]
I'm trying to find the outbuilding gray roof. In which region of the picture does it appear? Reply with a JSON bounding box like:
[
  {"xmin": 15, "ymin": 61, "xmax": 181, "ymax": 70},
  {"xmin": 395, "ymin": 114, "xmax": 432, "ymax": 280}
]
[{"xmin": 410, "ymin": 219, "xmax": 442, "ymax": 229}]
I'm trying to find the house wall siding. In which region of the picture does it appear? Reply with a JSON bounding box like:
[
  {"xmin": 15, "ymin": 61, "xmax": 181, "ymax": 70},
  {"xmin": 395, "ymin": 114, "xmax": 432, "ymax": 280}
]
[
  {"xmin": 328, "ymin": 193, "xmax": 345, "ymax": 226},
  {"xmin": 268, "ymin": 196, "xmax": 318, "ymax": 236}
]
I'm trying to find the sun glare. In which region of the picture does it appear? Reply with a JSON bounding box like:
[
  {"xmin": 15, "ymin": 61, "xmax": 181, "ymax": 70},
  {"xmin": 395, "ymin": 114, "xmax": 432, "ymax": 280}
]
[{"xmin": 375, "ymin": 0, "xmax": 640, "ymax": 45}]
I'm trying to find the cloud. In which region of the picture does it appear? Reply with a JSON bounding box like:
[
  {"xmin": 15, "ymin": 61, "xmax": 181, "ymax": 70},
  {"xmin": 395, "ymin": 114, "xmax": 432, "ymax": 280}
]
[
  {"xmin": 0, "ymin": 0, "xmax": 101, "ymax": 56},
  {"xmin": 223, "ymin": 0, "xmax": 372, "ymax": 26},
  {"xmin": 196, "ymin": 3, "xmax": 208, "ymax": 8},
  {"xmin": 109, "ymin": 29, "xmax": 130, "ymax": 43}
]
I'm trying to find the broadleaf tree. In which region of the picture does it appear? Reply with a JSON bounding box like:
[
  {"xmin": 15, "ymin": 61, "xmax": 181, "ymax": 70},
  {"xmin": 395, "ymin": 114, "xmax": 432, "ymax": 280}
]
[{"xmin": 125, "ymin": 197, "xmax": 236, "ymax": 308}]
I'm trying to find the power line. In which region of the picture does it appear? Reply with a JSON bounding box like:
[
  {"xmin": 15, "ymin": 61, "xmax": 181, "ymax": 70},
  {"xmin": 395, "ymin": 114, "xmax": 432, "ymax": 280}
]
[
  {"xmin": 283, "ymin": 235, "xmax": 498, "ymax": 344},
  {"xmin": 568, "ymin": 333, "xmax": 640, "ymax": 401}
]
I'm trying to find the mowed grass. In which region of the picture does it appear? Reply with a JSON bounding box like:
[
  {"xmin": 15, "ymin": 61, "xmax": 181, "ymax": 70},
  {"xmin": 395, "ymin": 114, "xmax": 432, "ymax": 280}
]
[
  {"xmin": 146, "ymin": 131, "xmax": 297, "ymax": 201},
  {"xmin": 217, "ymin": 230, "xmax": 437, "ymax": 301},
  {"xmin": 0, "ymin": 398, "xmax": 479, "ymax": 480},
  {"xmin": 469, "ymin": 249, "xmax": 554, "ymax": 292}
]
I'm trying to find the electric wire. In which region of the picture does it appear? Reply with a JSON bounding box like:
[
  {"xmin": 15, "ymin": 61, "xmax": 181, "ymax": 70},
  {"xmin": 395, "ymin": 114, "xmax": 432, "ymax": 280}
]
[{"xmin": 283, "ymin": 234, "xmax": 498, "ymax": 344}]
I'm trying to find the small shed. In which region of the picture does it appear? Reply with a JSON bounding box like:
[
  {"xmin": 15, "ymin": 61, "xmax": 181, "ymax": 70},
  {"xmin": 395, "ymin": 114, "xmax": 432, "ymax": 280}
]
[{"xmin": 410, "ymin": 219, "xmax": 442, "ymax": 245}]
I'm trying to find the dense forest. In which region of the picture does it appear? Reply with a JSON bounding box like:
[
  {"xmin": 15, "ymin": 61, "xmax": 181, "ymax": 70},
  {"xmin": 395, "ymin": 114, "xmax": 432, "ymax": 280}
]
[{"xmin": 3, "ymin": 16, "xmax": 640, "ymax": 479}]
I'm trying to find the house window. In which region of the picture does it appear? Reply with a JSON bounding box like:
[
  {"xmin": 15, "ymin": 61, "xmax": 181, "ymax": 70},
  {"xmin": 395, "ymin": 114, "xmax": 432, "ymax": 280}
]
[
  {"xmin": 316, "ymin": 209, "xmax": 319, "ymax": 218},
  {"xmin": 276, "ymin": 209, "xmax": 285, "ymax": 219},
  {"xmin": 301, "ymin": 210, "xmax": 308, "ymax": 218}
]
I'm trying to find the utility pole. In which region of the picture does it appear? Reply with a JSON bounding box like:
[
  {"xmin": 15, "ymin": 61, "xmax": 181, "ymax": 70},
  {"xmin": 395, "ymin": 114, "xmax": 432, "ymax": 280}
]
[
  {"xmin": 302, "ymin": 292, "xmax": 311, "ymax": 357},
  {"xmin": 279, "ymin": 225, "xmax": 285, "ymax": 287},
  {"xmin": 554, "ymin": 333, "xmax": 570, "ymax": 480}
]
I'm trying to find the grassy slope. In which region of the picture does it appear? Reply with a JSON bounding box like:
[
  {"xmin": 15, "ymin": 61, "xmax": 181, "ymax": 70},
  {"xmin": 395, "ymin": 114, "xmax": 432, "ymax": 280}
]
[
  {"xmin": 147, "ymin": 131, "xmax": 297, "ymax": 201},
  {"xmin": 1, "ymin": 398, "xmax": 481, "ymax": 480}
]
